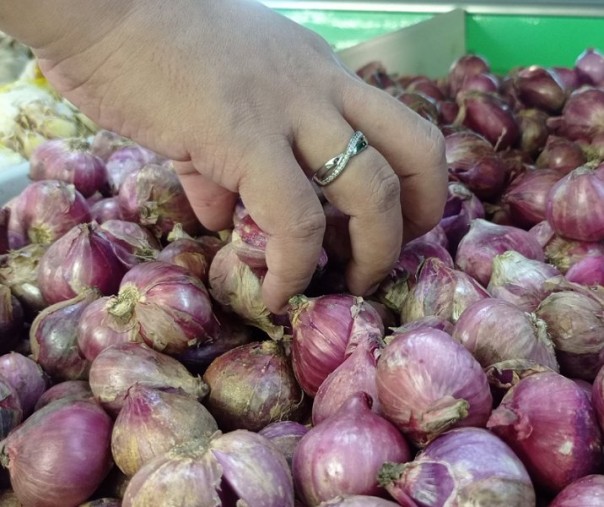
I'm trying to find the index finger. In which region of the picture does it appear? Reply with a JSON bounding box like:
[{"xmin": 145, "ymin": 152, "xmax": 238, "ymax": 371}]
[{"xmin": 237, "ymin": 139, "xmax": 325, "ymax": 314}]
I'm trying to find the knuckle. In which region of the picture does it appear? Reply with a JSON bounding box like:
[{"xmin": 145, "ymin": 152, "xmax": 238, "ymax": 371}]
[
  {"xmin": 288, "ymin": 208, "xmax": 326, "ymax": 241},
  {"xmin": 366, "ymin": 163, "xmax": 401, "ymax": 214}
]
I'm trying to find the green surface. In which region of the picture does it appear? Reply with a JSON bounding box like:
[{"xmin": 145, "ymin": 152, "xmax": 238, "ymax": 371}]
[{"xmin": 277, "ymin": 8, "xmax": 604, "ymax": 74}]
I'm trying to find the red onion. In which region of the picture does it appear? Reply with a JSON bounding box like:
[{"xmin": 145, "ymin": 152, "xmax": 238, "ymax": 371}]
[
  {"xmin": 0, "ymin": 208, "xmax": 8, "ymax": 255},
  {"xmin": 452, "ymin": 298, "xmax": 558, "ymax": 370},
  {"xmin": 576, "ymin": 48, "xmax": 604, "ymax": 86},
  {"xmin": 438, "ymin": 100, "xmax": 459, "ymax": 125},
  {"xmin": 30, "ymin": 289, "xmax": 98, "ymax": 381},
  {"xmin": 289, "ymin": 293, "xmax": 383, "ymax": 396},
  {"xmin": 105, "ymin": 261, "xmax": 218, "ymax": 354},
  {"xmin": 105, "ymin": 145, "xmax": 156, "ymax": 194},
  {"xmin": 536, "ymin": 135, "xmax": 587, "ymax": 174},
  {"xmin": 0, "ymin": 352, "xmax": 48, "ymax": 416},
  {"xmin": 1, "ymin": 398, "xmax": 113, "ymax": 507},
  {"xmin": 550, "ymin": 474, "xmax": 604, "ymax": 506},
  {"xmin": 90, "ymin": 197, "xmax": 123, "ymax": 223},
  {"xmin": 37, "ymin": 222, "xmax": 127, "ymax": 305},
  {"xmin": 90, "ymin": 129, "xmax": 132, "ymax": 162},
  {"xmin": 513, "ymin": 66, "xmax": 567, "ymax": 113},
  {"xmin": 566, "ymin": 255, "xmax": 604, "ymax": 285},
  {"xmin": 29, "ymin": 138, "xmax": 108, "ymax": 197},
  {"xmin": 157, "ymin": 236, "xmax": 220, "ymax": 283},
  {"xmin": 536, "ymin": 291, "xmax": 604, "ymax": 380},
  {"xmin": 448, "ymin": 54, "xmax": 491, "ymax": 96},
  {"xmin": 459, "ymin": 72, "xmax": 500, "ymax": 94},
  {"xmin": 376, "ymin": 328, "xmax": 492, "ymax": 446},
  {"xmin": 400, "ymin": 257, "xmax": 490, "ymax": 324},
  {"xmin": 0, "ymin": 244, "xmax": 48, "ymax": 317},
  {"xmin": 543, "ymin": 234, "xmax": 604, "ymax": 273},
  {"xmin": 455, "ymin": 218, "xmax": 544, "ymax": 286},
  {"xmin": 557, "ymin": 87, "xmax": 604, "ymax": 141},
  {"xmin": 551, "ymin": 66, "xmax": 580, "ymax": 92},
  {"xmin": 111, "ymin": 385, "xmax": 218, "ymax": 477},
  {"xmin": 416, "ymin": 223, "xmax": 449, "ymax": 249},
  {"xmin": 209, "ymin": 242, "xmax": 285, "ymax": 340},
  {"xmin": 546, "ymin": 163, "xmax": 604, "ymax": 242},
  {"xmin": 312, "ymin": 340, "xmax": 380, "ymax": 425},
  {"xmin": 9, "ymin": 180, "xmax": 91, "ymax": 247},
  {"xmin": 517, "ymin": 109, "xmax": 550, "ymax": 156},
  {"xmin": 445, "ymin": 130, "xmax": 507, "ymax": 200},
  {"xmin": 485, "ymin": 359, "xmax": 553, "ymax": 400},
  {"xmin": 0, "ymin": 285, "xmax": 23, "ymax": 354},
  {"xmin": 396, "ymin": 91, "xmax": 439, "ymax": 124},
  {"xmin": 318, "ymin": 496, "xmax": 399, "ymax": 507},
  {"xmin": 123, "ymin": 431, "xmax": 294, "ymax": 506},
  {"xmin": 395, "ymin": 239, "xmax": 453, "ymax": 275},
  {"xmin": 293, "ymin": 393, "xmax": 411, "ymax": 504},
  {"xmin": 357, "ymin": 61, "xmax": 396, "ymax": 90},
  {"xmin": 487, "ymin": 251, "xmax": 560, "ymax": 311},
  {"xmin": 98, "ymin": 219, "xmax": 160, "ymax": 269},
  {"xmin": 0, "ymin": 377, "xmax": 22, "ymax": 438},
  {"xmin": 379, "ymin": 427, "xmax": 535, "ymax": 506},
  {"xmin": 439, "ymin": 182, "xmax": 485, "ymax": 250},
  {"xmin": 405, "ymin": 76, "xmax": 445, "ymax": 101},
  {"xmin": 203, "ymin": 340, "xmax": 305, "ymax": 431},
  {"xmin": 118, "ymin": 163, "xmax": 202, "ymax": 238},
  {"xmin": 259, "ymin": 421, "xmax": 308, "ymax": 463},
  {"xmin": 89, "ymin": 342, "xmax": 208, "ymax": 414},
  {"xmin": 488, "ymin": 371, "xmax": 602, "ymax": 493},
  {"xmin": 231, "ymin": 212, "xmax": 268, "ymax": 268},
  {"xmin": 457, "ymin": 92, "xmax": 520, "ymax": 150},
  {"xmin": 34, "ymin": 380, "xmax": 93, "ymax": 411},
  {"xmin": 502, "ymin": 168, "xmax": 563, "ymax": 228},
  {"xmin": 390, "ymin": 315, "xmax": 454, "ymax": 335}
]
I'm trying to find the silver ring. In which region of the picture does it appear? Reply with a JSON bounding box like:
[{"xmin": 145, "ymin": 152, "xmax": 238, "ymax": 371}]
[{"xmin": 313, "ymin": 131, "xmax": 369, "ymax": 187}]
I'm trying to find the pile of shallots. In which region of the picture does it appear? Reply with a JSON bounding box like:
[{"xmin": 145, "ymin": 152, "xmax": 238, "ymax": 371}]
[{"xmin": 1, "ymin": 48, "xmax": 604, "ymax": 507}]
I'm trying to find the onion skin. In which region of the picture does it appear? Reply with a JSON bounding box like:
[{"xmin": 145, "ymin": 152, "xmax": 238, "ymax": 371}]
[
  {"xmin": 448, "ymin": 54, "xmax": 490, "ymax": 96},
  {"xmin": 90, "ymin": 197, "xmax": 123, "ymax": 223},
  {"xmin": 105, "ymin": 145, "xmax": 157, "ymax": 194},
  {"xmin": 0, "ymin": 352, "xmax": 48, "ymax": 416},
  {"xmin": 156, "ymin": 238, "xmax": 212, "ymax": 283},
  {"xmin": 544, "ymin": 234, "xmax": 604, "ymax": 274},
  {"xmin": 536, "ymin": 135, "xmax": 586, "ymax": 174},
  {"xmin": 396, "ymin": 240, "xmax": 453, "ymax": 276},
  {"xmin": 390, "ymin": 315, "xmax": 454, "ymax": 336},
  {"xmin": 123, "ymin": 432, "xmax": 295, "ymax": 507},
  {"xmin": 0, "ymin": 377, "xmax": 22, "ymax": 439},
  {"xmin": 29, "ymin": 138, "xmax": 108, "ymax": 198},
  {"xmin": 293, "ymin": 393, "xmax": 411, "ymax": 505},
  {"xmin": 458, "ymin": 72, "xmax": 499, "ymax": 94},
  {"xmin": 79, "ymin": 500, "xmax": 121, "ymax": 507},
  {"xmin": 575, "ymin": 48, "xmax": 604, "ymax": 86},
  {"xmin": 90, "ymin": 129, "xmax": 132, "ymax": 162},
  {"xmin": 289, "ymin": 294, "xmax": 384, "ymax": 397},
  {"xmin": 259, "ymin": 421, "xmax": 309, "ymax": 469},
  {"xmin": 557, "ymin": 87, "xmax": 604, "ymax": 141},
  {"xmin": 203, "ymin": 341, "xmax": 305, "ymax": 431},
  {"xmin": 513, "ymin": 66, "xmax": 567, "ymax": 113},
  {"xmin": 440, "ymin": 182, "xmax": 485, "ymax": 251},
  {"xmin": 536, "ymin": 291, "xmax": 604, "ymax": 381},
  {"xmin": 30, "ymin": 289, "xmax": 98, "ymax": 381},
  {"xmin": 118, "ymin": 163, "xmax": 202, "ymax": 238},
  {"xmin": 0, "ymin": 208, "xmax": 8, "ymax": 255},
  {"xmin": 455, "ymin": 218, "xmax": 544, "ymax": 286},
  {"xmin": 1, "ymin": 398, "xmax": 113, "ymax": 507},
  {"xmin": 488, "ymin": 371, "xmax": 603, "ymax": 493},
  {"xmin": 487, "ymin": 251, "xmax": 560, "ymax": 311},
  {"xmin": 89, "ymin": 342, "xmax": 208, "ymax": 415},
  {"xmin": 98, "ymin": 220, "xmax": 160, "ymax": 270},
  {"xmin": 400, "ymin": 257, "xmax": 491, "ymax": 324},
  {"xmin": 312, "ymin": 340, "xmax": 380, "ymax": 425},
  {"xmin": 105, "ymin": 261, "xmax": 218, "ymax": 355},
  {"xmin": 379, "ymin": 427, "xmax": 535, "ymax": 507},
  {"xmin": 37, "ymin": 222, "xmax": 127, "ymax": 305},
  {"xmin": 10, "ymin": 180, "xmax": 91, "ymax": 247},
  {"xmin": 111, "ymin": 385, "xmax": 218, "ymax": 477},
  {"xmin": 565, "ymin": 255, "xmax": 604, "ymax": 286},
  {"xmin": 0, "ymin": 285, "xmax": 23, "ymax": 355},
  {"xmin": 550, "ymin": 474, "xmax": 604, "ymax": 507},
  {"xmin": 34, "ymin": 380, "xmax": 93, "ymax": 411},
  {"xmin": 318, "ymin": 496, "xmax": 399, "ymax": 507},
  {"xmin": 546, "ymin": 164, "xmax": 604, "ymax": 242}
]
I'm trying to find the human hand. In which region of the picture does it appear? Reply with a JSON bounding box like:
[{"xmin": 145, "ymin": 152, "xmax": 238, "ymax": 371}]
[{"xmin": 9, "ymin": 0, "xmax": 447, "ymax": 313}]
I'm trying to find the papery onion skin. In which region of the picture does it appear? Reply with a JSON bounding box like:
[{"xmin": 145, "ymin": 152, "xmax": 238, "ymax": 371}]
[
  {"xmin": 0, "ymin": 377, "xmax": 22, "ymax": 439},
  {"xmin": 452, "ymin": 298, "xmax": 558, "ymax": 370},
  {"xmin": 544, "ymin": 234, "xmax": 604, "ymax": 274},
  {"xmin": 1, "ymin": 398, "xmax": 113, "ymax": 507},
  {"xmin": 416, "ymin": 223, "xmax": 449, "ymax": 250},
  {"xmin": 79, "ymin": 499, "xmax": 122, "ymax": 507},
  {"xmin": 259, "ymin": 421, "xmax": 309, "ymax": 469},
  {"xmin": 565, "ymin": 255, "xmax": 604, "ymax": 286},
  {"xmin": 517, "ymin": 109, "xmax": 550, "ymax": 156},
  {"xmin": 488, "ymin": 371, "xmax": 602, "ymax": 493},
  {"xmin": 551, "ymin": 66, "xmax": 580, "ymax": 92},
  {"xmin": 536, "ymin": 135, "xmax": 586, "ymax": 174},
  {"xmin": 536, "ymin": 291, "xmax": 604, "ymax": 380},
  {"xmin": 156, "ymin": 238, "xmax": 212, "ymax": 282},
  {"xmin": 30, "ymin": 289, "xmax": 98, "ymax": 381},
  {"xmin": 0, "ymin": 352, "xmax": 48, "ymax": 416},
  {"xmin": 439, "ymin": 182, "xmax": 485, "ymax": 251},
  {"xmin": 90, "ymin": 129, "xmax": 132, "ymax": 162},
  {"xmin": 513, "ymin": 66, "xmax": 567, "ymax": 113},
  {"xmin": 123, "ymin": 432, "xmax": 294, "ymax": 507},
  {"xmin": 111, "ymin": 385, "xmax": 218, "ymax": 477},
  {"xmin": 107, "ymin": 261, "xmax": 219, "ymax": 355},
  {"xmin": 448, "ymin": 54, "xmax": 491, "ymax": 96},
  {"xmin": 0, "ymin": 285, "xmax": 23, "ymax": 354},
  {"xmin": 487, "ymin": 251, "xmax": 560, "ymax": 312},
  {"xmin": 459, "ymin": 72, "xmax": 499, "ymax": 94},
  {"xmin": 37, "ymin": 222, "xmax": 126, "ymax": 305},
  {"xmin": 455, "ymin": 218, "xmax": 544, "ymax": 287},
  {"xmin": 203, "ymin": 340, "xmax": 305, "ymax": 431},
  {"xmin": 318, "ymin": 496, "xmax": 400, "ymax": 507},
  {"xmin": 389, "ymin": 315, "xmax": 454, "ymax": 336},
  {"xmin": 289, "ymin": 294, "xmax": 384, "ymax": 397},
  {"xmin": 89, "ymin": 342, "xmax": 208, "ymax": 415},
  {"xmin": 379, "ymin": 427, "xmax": 535, "ymax": 507},
  {"xmin": 90, "ymin": 197, "xmax": 123, "ymax": 223},
  {"xmin": 11, "ymin": 180, "xmax": 91, "ymax": 247},
  {"xmin": 105, "ymin": 145, "xmax": 157, "ymax": 194},
  {"xmin": 34, "ymin": 379, "xmax": 93, "ymax": 411},
  {"xmin": 376, "ymin": 328, "xmax": 492, "ymax": 446},
  {"xmin": 575, "ymin": 48, "xmax": 604, "ymax": 86},
  {"xmin": 400, "ymin": 257, "xmax": 491, "ymax": 324},
  {"xmin": 550, "ymin": 474, "xmax": 604, "ymax": 507},
  {"xmin": 395, "ymin": 240, "xmax": 453, "ymax": 275},
  {"xmin": 557, "ymin": 87, "xmax": 604, "ymax": 141},
  {"xmin": 29, "ymin": 138, "xmax": 108, "ymax": 198},
  {"xmin": 546, "ymin": 164, "xmax": 604, "ymax": 242},
  {"xmin": 293, "ymin": 393, "xmax": 411, "ymax": 505},
  {"xmin": 98, "ymin": 220, "xmax": 160, "ymax": 270}
]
